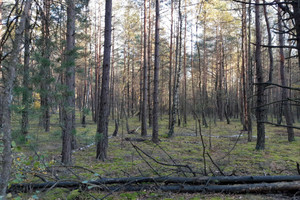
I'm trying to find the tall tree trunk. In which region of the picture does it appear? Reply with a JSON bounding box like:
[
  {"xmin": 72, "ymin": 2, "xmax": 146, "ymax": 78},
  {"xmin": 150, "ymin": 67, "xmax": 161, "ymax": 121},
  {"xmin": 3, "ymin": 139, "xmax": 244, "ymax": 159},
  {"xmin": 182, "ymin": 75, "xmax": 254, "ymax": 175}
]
[
  {"xmin": 81, "ymin": 15, "xmax": 89, "ymax": 127},
  {"xmin": 110, "ymin": 23, "xmax": 115, "ymax": 120},
  {"xmin": 191, "ymin": 28, "xmax": 196, "ymax": 115},
  {"xmin": 255, "ymin": 0, "xmax": 266, "ymax": 150},
  {"xmin": 148, "ymin": 2, "xmax": 152, "ymax": 127},
  {"xmin": 183, "ymin": 0, "xmax": 187, "ymax": 126},
  {"xmin": 40, "ymin": 0, "xmax": 51, "ymax": 132},
  {"xmin": 263, "ymin": 1, "xmax": 274, "ymax": 82},
  {"xmin": 0, "ymin": 0, "xmax": 2, "ymax": 130},
  {"xmin": 216, "ymin": 28, "xmax": 224, "ymax": 121},
  {"xmin": 241, "ymin": 1, "xmax": 248, "ymax": 131},
  {"xmin": 168, "ymin": 0, "xmax": 183, "ymax": 137},
  {"xmin": 141, "ymin": 0, "xmax": 148, "ymax": 137},
  {"xmin": 202, "ymin": 10, "xmax": 208, "ymax": 128},
  {"xmin": 247, "ymin": 0, "xmax": 253, "ymax": 141},
  {"xmin": 0, "ymin": 0, "xmax": 32, "ymax": 197},
  {"xmin": 152, "ymin": 0, "xmax": 160, "ymax": 144},
  {"xmin": 96, "ymin": 0, "xmax": 112, "ymax": 161},
  {"xmin": 21, "ymin": 3, "xmax": 31, "ymax": 135},
  {"xmin": 139, "ymin": 8, "xmax": 143, "ymax": 122},
  {"xmin": 126, "ymin": 46, "xmax": 130, "ymax": 116},
  {"xmin": 291, "ymin": 2, "xmax": 300, "ymax": 69},
  {"xmin": 278, "ymin": 5, "xmax": 295, "ymax": 142},
  {"xmin": 131, "ymin": 57, "xmax": 135, "ymax": 116},
  {"xmin": 62, "ymin": 0, "xmax": 76, "ymax": 165},
  {"xmin": 168, "ymin": 0, "xmax": 173, "ymax": 129}
]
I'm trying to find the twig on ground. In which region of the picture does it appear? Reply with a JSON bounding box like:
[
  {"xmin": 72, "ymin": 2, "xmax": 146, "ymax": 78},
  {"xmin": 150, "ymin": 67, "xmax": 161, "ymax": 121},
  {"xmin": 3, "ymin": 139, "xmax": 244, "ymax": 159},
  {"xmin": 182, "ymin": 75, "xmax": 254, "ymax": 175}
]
[
  {"xmin": 131, "ymin": 141, "xmax": 161, "ymax": 176},
  {"xmin": 218, "ymin": 131, "xmax": 243, "ymax": 161},
  {"xmin": 206, "ymin": 153, "xmax": 225, "ymax": 176},
  {"xmin": 131, "ymin": 142, "xmax": 196, "ymax": 176},
  {"xmin": 155, "ymin": 143, "xmax": 187, "ymax": 177},
  {"xmin": 34, "ymin": 174, "xmax": 48, "ymax": 182},
  {"xmin": 198, "ymin": 120, "xmax": 207, "ymax": 176}
]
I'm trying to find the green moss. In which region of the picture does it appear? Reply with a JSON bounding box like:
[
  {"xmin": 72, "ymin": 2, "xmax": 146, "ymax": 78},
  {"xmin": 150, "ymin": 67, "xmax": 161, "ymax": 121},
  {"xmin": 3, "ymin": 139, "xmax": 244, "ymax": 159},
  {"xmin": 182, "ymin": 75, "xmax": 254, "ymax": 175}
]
[
  {"xmin": 43, "ymin": 188, "xmax": 69, "ymax": 200},
  {"xmin": 67, "ymin": 189, "xmax": 80, "ymax": 200},
  {"xmin": 120, "ymin": 192, "xmax": 139, "ymax": 200}
]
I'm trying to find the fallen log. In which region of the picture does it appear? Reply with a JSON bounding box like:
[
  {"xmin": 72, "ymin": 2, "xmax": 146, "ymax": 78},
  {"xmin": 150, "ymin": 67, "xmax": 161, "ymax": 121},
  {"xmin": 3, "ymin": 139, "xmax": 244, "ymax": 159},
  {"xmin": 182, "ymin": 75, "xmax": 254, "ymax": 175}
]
[
  {"xmin": 9, "ymin": 181, "xmax": 300, "ymax": 194},
  {"xmin": 101, "ymin": 181, "xmax": 300, "ymax": 193},
  {"xmin": 124, "ymin": 137, "xmax": 146, "ymax": 142},
  {"xmin": 8, "ymin": 175, "xmax": 300, "ymax": 193}
]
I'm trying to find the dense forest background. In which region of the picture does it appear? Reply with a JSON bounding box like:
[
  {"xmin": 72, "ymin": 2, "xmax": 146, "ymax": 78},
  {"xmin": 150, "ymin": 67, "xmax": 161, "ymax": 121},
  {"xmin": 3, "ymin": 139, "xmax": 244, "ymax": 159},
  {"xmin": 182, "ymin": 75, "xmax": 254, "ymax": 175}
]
[{"xmin": 0, "ymin": 0, "xmax": 300, "ymax": 199}]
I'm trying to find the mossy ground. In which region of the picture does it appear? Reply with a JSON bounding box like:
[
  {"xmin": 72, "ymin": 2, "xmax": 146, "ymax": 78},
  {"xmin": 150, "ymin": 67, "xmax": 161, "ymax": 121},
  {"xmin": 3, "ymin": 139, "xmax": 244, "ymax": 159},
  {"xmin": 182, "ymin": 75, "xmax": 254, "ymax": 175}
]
[{"xmin": 8, "ymin": 112, "xmax": 300, "ymax": 199}]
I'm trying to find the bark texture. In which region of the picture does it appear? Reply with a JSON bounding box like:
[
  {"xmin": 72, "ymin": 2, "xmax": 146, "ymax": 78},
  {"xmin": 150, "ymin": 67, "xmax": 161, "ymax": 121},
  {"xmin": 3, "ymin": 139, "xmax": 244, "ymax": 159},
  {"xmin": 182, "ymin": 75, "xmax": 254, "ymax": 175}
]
[
  {"xmin": 0, "ymin": 0, "xmax": 32, "ymax": 197},
  {"xmin": 278, "ymin": 6, "xmax": 295, "ymax": 142},
  {"xmin": 96, "ymin": 0, "xmax": 112, "ymax": 161},
  {"xmin": 255, "ymin": 0, "xmax": 266, "ymax": 150},
  {"xmin": 152, "ymin": 0, "xmax": 160, "ymax": 144},
  {"xmin": 62, "ymin": 0, "xmax": 76, "ymax": 165},
  {"xmin": 141, "ymin": 0, "xmax": 148, "ymax": 137}
]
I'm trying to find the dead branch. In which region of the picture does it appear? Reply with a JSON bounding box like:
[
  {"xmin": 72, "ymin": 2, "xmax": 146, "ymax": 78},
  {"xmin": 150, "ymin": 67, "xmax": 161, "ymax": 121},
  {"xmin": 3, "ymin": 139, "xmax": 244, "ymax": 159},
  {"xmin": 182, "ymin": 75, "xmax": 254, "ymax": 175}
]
[
  {"xmin": 260, "ymin": 121, "xmax": 300, "ymax": 130},
  {"xmin": 131, "ymin": 143, "xmax": 196, "ymax": 176},
  {"xmin": 9, "ymin": 176, "xmax": 300, "ymax": 193},
  {"xmin": 206, "ymin": 153, "xmax": 225, "ymax": 176}
]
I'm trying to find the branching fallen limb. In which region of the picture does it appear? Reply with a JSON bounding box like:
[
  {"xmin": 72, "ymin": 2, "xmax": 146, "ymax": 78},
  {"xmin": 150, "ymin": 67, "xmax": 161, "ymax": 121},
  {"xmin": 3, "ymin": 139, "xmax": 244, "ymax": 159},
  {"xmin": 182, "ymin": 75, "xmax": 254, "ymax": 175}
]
[
  {"xmin": 131, "ymin": 143, "xmax": 196, "ymax": 176},
  {"xmin": 260, "ymin": 121, "xmax": 300, "ymax": 130},
  {"xmin": 154, "ymin": 143, "xmax": 187, "ymax": 177},
  {"xmin": 217, "ymin": 131, "xmax": 243, "ymax": 161},
  {"xmin": 9, "ymin": 175, "xmax": 300, "ymax": 193},
  {"xmin": 206, "ymin": 153, "xmax": 225, "ymax": 176},
  {"xmin": 131, "ymin": 142, "xmax": 161, "ymax": 176},
  {"xmin": 9, "ymin": 179, "xmax": 300, "ymax": 194}
]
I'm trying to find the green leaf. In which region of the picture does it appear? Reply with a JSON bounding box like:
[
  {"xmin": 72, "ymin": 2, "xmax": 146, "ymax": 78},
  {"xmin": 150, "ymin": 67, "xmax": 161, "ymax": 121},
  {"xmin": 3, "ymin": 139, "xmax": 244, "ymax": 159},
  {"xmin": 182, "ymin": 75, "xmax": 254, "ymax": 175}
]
[{"xmin": 11, "ymin": 141, "xmax": 16, "ymax": 147}]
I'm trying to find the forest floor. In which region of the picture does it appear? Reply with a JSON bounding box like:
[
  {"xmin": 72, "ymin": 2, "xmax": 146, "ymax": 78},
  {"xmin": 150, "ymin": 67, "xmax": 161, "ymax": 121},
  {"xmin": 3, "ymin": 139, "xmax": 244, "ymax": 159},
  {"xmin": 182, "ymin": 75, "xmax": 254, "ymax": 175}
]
[{"xmin": 9, "ymin": 112, "xmax": 300, "ymax": 199}]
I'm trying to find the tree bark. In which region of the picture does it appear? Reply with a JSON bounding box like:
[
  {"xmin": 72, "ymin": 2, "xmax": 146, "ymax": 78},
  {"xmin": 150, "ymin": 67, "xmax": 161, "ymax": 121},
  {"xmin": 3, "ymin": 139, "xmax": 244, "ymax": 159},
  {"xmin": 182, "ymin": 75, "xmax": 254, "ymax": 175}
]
[
  {"xmin": 183, "ymin": 0, "xmax": 187, "ymax": 126},
  {"xmin": 278, "ymin": 5, "xmax": 295, "ymax": 142},
  {"xmin": 241, "ymin": 1, "xmax": 248, "ymax": 132},
  {"xmin": 10, "ymin": 176, "xmax": 300, "ymax": 193},
  {"xmin": 0, "ymin": 0, "xmax": 2, "ymax": 130},
  {"xmin": 291, "ymin": 2, "xmax": 300, "ymax": 69},
  {"xmin": 152, "ymin": 0, "xmax": 160, "ymax": 144},
  {"xmin": 40, "ymin": 0, "xmax": 51, "ymax": 132},
  {"xmin": 247, "ymin": 0, "xmax": 253, "ymax": 141},
  {"xmin": 147, "ymin": 2, "xmax": 152, "ymax": 127},
  {"xmin": 110, "ymin": 23, "xmax": 115, "ymax": 120},
  {"xmin": 255, "ymin": 0, "xmax": 266, "ymax": 150},
  {"xmin": 21, "ymin": 1, "xmax": 31, "ymax": 135},
  {"xmin": 62, "ymin": 0, "xmax": 76, "ymax": 165},
  {"xmin": 202, "ymin": 10, "xmax": 208, "ymax": 128},
  {"xmin": 168, "ymin": 0, "xmax": 183, "ymax": 137},
  {"xmin": 0, "ymin": 0, "xmax": 32, "ymax": 197},
  {"xmin": 263, "ymin": 1, "xmax": 274, "ymax": 82},
  {"xmin": 168, "ymin": 0, "xmax": 173, "ymax": 129},
  {"xmin": 141, "ymin": 0, "xmax": 148, "ymax": 137},
  {"xmin": 96, "ymin": 0, "xmax": 112, "ymax": 161}
]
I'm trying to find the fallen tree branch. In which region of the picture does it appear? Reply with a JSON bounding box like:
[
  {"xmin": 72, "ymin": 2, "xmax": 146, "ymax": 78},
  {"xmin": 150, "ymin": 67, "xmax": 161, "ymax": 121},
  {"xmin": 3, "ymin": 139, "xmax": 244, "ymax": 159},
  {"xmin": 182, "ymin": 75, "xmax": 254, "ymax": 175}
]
[
  {"xmin": 9, "ymin": 175, "xmax": 300, "ymax": 193},
  {"xmin": 131, "ymin": 143, "xmax": 196, "ymax": 176},
  {"xmin": 253, "ymin": 82, "xmax": 300, "ymax": 92},
  {"xmin": 206, "ymin": 153, "xmax": 225, "ymax": 176},
  {"xmin": 9, "ymin": 179, "xmax": 300, "ymax": 194},
  {"xmin": 125, "ymin": 137, "xmax": 147, "ymax": 142},
  {"xmin": 260, "ymin": 121, "xmax": 300, "ymax": 130},
  {"xmin": 102, "ymin": 181, "xmax": 300, "ymax": 193},
  {"xmin": 218, "ymin": 131, "xmax": 243, "ymax": 161}
]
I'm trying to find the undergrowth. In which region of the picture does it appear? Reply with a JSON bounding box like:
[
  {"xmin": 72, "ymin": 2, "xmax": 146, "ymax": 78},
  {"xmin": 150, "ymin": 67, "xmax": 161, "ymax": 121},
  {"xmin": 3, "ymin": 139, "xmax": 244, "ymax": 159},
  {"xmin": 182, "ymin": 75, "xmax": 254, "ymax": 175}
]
[{"xmin": 7, "ymin": 113, "xmax": 300, "ymax": 199}]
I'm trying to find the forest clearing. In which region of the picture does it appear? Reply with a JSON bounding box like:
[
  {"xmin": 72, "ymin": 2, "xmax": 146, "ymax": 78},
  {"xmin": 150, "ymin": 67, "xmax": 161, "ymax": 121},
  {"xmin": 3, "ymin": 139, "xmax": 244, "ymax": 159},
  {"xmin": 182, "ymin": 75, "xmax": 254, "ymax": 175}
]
[{"xmin": 0, "ymin": 0, "xmax": 300, "ymax": 199}]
